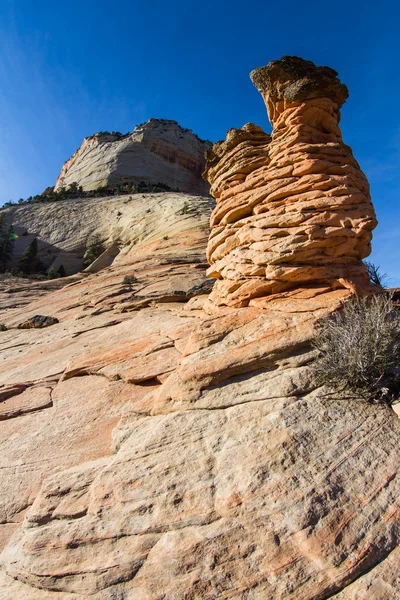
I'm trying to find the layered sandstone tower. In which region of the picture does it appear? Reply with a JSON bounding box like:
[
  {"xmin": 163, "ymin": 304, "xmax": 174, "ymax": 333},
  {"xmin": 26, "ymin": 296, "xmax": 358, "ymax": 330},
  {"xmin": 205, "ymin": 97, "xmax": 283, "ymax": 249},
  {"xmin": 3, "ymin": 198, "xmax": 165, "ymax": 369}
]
[{"xmin": 204, "ymin": 56, "xmax": 377, "ymax": 309}]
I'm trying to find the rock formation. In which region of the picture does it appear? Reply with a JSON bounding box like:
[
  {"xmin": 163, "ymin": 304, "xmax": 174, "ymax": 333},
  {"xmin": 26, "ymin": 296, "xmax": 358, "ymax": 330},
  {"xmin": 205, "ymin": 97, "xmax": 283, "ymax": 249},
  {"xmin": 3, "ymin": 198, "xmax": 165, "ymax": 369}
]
[
  {"xmin": 55, "ymin": 118, "xmax": 211, "ymax": 195},
  {"xmin": 204, "ymin": 56, "xmax": 377, "ymax": 310},
  {"xmin": 1, "ymin": 59, "xmax": 400, "ymax": 600}
]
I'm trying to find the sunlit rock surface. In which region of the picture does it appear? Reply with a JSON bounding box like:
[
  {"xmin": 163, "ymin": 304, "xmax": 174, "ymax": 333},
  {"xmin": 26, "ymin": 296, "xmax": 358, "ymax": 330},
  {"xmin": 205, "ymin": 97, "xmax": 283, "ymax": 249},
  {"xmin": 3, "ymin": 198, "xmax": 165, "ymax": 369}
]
[{"xmin": 54, "ymin": 118, "xmax": 211, "ymax": 195}]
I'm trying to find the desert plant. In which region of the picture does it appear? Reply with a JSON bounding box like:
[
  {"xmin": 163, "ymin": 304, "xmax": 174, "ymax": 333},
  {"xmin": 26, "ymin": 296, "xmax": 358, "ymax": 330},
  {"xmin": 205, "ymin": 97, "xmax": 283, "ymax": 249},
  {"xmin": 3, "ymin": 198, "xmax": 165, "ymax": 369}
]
[
  {"xmin": 83, "ymin": 235, "xmax": 104, "ymax": 267},
  {"xmin": 180, "ymin": 200, "xmax": 190, "ymax": 215},
  {"xmin": 312, "ymin": 294, "xmax": 400, "ymax": 404},
  {"xmin": 47, "ymin": 265, "xmax": 59, "ymax": 280},
  {"xmin": 122, "ymin": 274, "xmax": 137, "ymax": 285},
  {"xmin": 18, "ymin": 237, "xmax": 42, "ymax": 274},
  {"xmin": 0, "ymin": 214, "xmax": 15, "ymax": 272},
  {"xmin": 364, "ymin": 261, "xmax": 388, "ymax": 288},
  {"xmin": 0, "ymin": 323, "xmax": 7, "ymax": 331}
]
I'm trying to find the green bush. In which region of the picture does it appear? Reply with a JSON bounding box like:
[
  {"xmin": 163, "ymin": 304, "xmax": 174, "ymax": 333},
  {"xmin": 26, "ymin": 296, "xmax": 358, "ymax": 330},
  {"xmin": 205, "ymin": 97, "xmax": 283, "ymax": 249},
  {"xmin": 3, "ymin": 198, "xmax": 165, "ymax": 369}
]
[
  {"xmin": 122, "ymin": 275, "xmax": 137, "ymax": 285},
  {"xmin": 312, "ymin": 294, "xmax": 400, "ymax": 404},
  {"xmin": 47, "ymin": 266, "xmax": 59, "ymax": 280},
  {"xmin": 83, "ymin": 235, "xmax": 104, "ymax": 267}
]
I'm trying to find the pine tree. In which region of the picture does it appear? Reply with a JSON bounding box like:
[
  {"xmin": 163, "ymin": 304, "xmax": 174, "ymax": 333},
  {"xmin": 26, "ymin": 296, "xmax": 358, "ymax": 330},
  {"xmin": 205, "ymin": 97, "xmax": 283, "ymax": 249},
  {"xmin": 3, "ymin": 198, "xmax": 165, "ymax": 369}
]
[
  {"xmin": 57, "ymin": 264, "xmax": 66, "ymax": 277},
  {"xmin": 83, "ymin": 235, "xmax": 104, "ymax": 267},
  {"xmin": 0, "ymin": 214, "xmax": 15, "ymax": 272},
  {"xmin": 18, "ymin": 238, "xmax": 38, "ymax": 274}
]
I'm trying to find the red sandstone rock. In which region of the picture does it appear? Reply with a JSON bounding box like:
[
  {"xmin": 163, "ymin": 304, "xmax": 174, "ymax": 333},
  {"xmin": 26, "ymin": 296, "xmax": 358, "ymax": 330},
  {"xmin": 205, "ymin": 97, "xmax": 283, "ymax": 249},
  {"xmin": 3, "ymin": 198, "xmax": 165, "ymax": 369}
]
[{"xmin": 203, "ymin": 56, "xmax": 377, "ymax": 310}]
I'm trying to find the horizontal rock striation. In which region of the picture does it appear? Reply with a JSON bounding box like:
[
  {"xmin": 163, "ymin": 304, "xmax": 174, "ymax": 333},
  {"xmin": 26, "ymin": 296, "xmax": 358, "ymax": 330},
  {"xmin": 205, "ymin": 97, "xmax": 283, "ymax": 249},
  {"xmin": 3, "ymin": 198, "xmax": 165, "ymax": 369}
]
[
  {"xmin": 55, "ymin": 118, "xmax": 212, "ymax": 195},
  {"xmin": 204, "ymin": 56, "xmax": 377, "ymax": 309}
]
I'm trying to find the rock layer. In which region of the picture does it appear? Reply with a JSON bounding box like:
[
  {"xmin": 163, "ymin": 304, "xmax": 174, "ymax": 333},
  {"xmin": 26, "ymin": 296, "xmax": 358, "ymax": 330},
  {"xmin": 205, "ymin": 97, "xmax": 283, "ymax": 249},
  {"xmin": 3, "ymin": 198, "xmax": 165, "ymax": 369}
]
[
  {"xmin": 55, "ymin": 119, "xmax": 211, "ymax": 195},
  {"xmin": 204, "ymin": 56, "xmax": 377, "ymax": 309}
]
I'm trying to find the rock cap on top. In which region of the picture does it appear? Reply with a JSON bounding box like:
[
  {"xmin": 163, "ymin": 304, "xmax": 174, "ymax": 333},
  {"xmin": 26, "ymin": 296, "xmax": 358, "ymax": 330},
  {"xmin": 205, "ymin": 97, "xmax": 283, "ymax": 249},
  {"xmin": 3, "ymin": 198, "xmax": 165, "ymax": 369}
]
[{"xmin": 250, "ymin": 55, "xmax": 349, "ymax": 107}]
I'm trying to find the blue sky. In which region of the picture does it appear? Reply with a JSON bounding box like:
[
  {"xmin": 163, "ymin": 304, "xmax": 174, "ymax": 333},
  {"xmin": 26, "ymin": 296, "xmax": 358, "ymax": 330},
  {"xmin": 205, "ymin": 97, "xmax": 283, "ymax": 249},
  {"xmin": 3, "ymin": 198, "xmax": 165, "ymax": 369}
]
[{"xmin": 0, "ymin": 0, "xmax": 399, "ymax": 283}]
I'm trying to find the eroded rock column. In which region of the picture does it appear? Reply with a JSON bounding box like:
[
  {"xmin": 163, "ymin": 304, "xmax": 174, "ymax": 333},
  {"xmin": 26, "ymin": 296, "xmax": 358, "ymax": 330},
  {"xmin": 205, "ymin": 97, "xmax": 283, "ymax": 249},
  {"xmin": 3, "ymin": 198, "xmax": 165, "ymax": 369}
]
[{"xmin": 204, "ymin": 56, "xmax": 377, "ymax": 309}]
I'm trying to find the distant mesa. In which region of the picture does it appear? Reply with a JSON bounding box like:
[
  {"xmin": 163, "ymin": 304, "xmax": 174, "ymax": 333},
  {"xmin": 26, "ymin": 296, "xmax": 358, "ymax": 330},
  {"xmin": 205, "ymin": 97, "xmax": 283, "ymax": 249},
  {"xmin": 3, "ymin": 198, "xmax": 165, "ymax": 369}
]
[{"xmin": 55, "ymin": 118, "xmax": 212, "ymax": 196}]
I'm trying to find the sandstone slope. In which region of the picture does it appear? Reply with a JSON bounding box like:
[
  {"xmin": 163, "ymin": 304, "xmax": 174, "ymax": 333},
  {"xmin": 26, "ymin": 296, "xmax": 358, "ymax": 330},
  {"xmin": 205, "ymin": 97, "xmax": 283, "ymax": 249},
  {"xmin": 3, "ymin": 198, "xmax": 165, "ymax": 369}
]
[
  {"xmin": 54, "ymin": 118, "xmax": 211, "ymax": 195},
  {"xmin": 1, "ymin": 233, "xmax": 400, "ymax": 599}
]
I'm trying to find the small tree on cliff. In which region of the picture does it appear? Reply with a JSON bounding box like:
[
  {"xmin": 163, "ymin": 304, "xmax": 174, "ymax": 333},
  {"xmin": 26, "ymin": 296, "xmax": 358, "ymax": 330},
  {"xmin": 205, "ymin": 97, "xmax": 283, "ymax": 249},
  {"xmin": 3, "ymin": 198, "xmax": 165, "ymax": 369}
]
[
  {"xmin": 18, "ymin": 238, "xmax": 39, "ymax": 274},
  {"xmin": 57, "ymin": 264, "xmax": 66, "ymax": 277},
  {"xmin": 0, "ymin": 214, "xmax": 15, "ymax": 272},
  {"xmin": 47, "ymin": 265, "xmax": 59, "ymax": 280},
  {"xmin": 83, "ymin": 235, "xmax": 104, "ymax": 267}
]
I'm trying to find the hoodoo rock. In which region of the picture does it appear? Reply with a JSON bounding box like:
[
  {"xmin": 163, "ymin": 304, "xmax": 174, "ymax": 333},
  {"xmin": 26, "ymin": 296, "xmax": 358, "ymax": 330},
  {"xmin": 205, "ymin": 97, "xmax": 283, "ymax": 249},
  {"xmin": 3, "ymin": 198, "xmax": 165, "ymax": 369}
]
[
  {"xmin": 55, "ymin": 118, "xmax": 211, "ymax": 196},
  {"xmin": 204, "ymin": 56, "xmax": 377, "ymax": 310}
]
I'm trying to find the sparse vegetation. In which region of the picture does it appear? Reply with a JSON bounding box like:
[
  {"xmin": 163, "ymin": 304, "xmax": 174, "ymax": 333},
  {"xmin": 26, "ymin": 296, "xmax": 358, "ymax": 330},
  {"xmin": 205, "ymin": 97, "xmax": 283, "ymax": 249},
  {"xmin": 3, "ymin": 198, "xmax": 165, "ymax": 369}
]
[
  {"xmin": 97, "ymin": 130, "xmax": 127, "ymax": 137},
  {"xmin": 2, "ymin": 180, "xmax": 173, "ymax": 208},
  {"xmin": 83, "ymin": 235, "xmax": 105, "ymax": 268},
  {"xmin": 0, "ymin": 214, "xmax": 15, "ymax": 272},
  {"xmin": 122, "ymin": 274, "xmax": 137, "ymax": 285},
  {"xmin": 47, "ymin": 265, "xmax": 59, "ymax": 280},
  {"xmin": 180, "ymin": 200, "xmax": 191, "ymax": 215},
  {"xmin": 57, "ymin": 265, "xmax": 66, "ymax": 277},
  {"xmin": 17, "ymin": 238, "xmax": 44, "ymax": 275},
  {"xmin": 312, "ymin": 294, "xmax": 400, "ymax": 404},
  {"xmin": 364, "ymin": 261, "xmax": 388, "ymax": 288},
  {"xmin": 0, "ymin": 323, "xmax": 7, "ymax": 332}
]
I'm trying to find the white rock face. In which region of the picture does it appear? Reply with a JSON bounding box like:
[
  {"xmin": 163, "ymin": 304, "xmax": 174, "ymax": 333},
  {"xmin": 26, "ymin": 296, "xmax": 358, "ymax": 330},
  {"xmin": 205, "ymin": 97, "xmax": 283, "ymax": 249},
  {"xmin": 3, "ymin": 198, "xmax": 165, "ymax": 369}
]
[
  {"xmin": 54, "ymin": 119, "xmax": 212, "ymax": 195},
  {"xmin": 2, "ymin": 193, "xmax": 214, "ymax": 274}
]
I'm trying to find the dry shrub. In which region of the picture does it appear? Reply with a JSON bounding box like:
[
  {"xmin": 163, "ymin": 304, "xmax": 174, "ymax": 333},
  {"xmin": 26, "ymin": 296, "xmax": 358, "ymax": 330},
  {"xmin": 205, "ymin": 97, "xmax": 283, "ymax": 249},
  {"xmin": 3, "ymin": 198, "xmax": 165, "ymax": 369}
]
[
  {"xmin": 312, "ymin": 294, "xmax": 400, "ymax": 404},
  {"xmin": 364, "ymin": 260, "xmax": 388, "ymax": 288}
]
